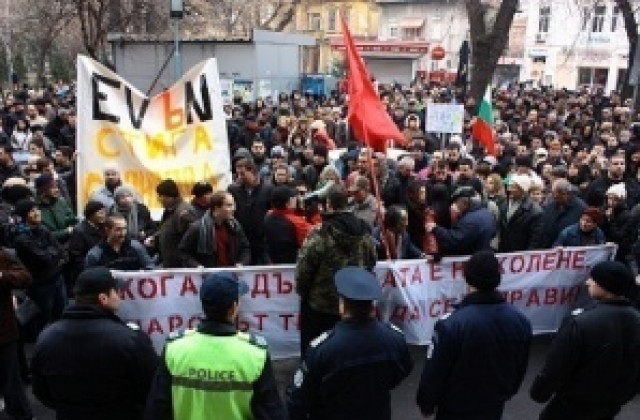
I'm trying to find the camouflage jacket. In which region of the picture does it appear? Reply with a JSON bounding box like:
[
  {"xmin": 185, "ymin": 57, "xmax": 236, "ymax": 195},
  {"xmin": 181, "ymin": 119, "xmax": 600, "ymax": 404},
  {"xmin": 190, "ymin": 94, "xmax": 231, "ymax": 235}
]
[{"xmin": 295, "ymin": 211, "xmax": 377, "ymax": 314}]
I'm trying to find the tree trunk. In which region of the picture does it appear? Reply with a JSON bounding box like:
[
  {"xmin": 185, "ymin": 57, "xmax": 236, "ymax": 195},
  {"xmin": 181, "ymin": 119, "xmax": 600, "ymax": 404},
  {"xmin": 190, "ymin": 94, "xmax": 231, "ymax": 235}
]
[
  {"xmin": 616, "ymin": 0, "xmax": 638, "ymax": 102},
  {"xmin": 465, "ymin": 0, "xmax": 518, "ymax": 110}
]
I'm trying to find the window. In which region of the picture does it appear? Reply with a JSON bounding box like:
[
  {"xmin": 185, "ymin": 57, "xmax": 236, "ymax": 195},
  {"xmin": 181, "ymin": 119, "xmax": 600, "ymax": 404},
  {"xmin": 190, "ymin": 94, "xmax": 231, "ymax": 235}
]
[
  {"xmin": 308, "ymin": 13, "xmax": 321, "ymax": 31},
  {"xmin": 592, "ymin": 3, "xmax": 606, "ymax": 32},
  {"xmin": 539, "ymin": 6, "xmax": 551, "ymax": 33},
  {"xmin": 389, "ymin": 26, "xmax": 398, "ymax": 38},
  {"xmin": 582, "ymin": 7, "xmax": 590, "ymax": 31},
  {"xmin": 404, "ymin": 28, "xmax": 422, "ymax": 40},
  {"xmin": 327, "ymin": 8, "xmax": 337, "ymax": 31},
  {"xmin": 611, "ymin": 6, "xmax": 620, "ymax": 32},
  {"xmin": 578, "ymin": 67, "xmax": 609, "ymax": 86}
]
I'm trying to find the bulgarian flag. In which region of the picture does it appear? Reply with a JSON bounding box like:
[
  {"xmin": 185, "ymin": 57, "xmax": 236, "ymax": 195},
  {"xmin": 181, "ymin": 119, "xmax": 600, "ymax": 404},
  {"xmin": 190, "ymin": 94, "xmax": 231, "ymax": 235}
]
[{"xmin": 471, "ymin": 87, "xmax": 496, "ymax": 155}]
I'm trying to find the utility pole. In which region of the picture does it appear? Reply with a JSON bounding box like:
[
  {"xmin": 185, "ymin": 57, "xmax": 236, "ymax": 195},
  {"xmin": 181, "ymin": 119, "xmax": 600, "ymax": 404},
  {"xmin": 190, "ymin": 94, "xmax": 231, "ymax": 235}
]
[{"xmin": 170, "ymin": 0, "xmax": 184, "ymax": 81}]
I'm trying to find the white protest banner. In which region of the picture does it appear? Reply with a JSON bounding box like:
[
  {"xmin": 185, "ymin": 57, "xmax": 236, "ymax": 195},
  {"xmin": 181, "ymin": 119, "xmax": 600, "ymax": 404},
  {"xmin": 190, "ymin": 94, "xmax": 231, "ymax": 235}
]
[
  {"xmin": 114, "ymin": 246, "xmax": 614, "ymax": 359},
  {"xmin": 426, "ymin": 103, "xmax": 465, "ymax": 133},
  {"xmin": 76, "ymin": 56, "xmax": 231, "ymax": 216}
]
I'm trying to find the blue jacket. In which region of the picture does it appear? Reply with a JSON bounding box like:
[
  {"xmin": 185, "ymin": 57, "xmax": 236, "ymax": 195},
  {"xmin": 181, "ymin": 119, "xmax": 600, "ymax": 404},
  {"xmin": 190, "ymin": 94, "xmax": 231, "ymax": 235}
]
[
  {"xmin": 433, "ymin": 203, "xmax": 496, "ymax": 256},
  {"xmin": 553, "ymin": 223, "xmax": 605, "ymax": 247},
  {"xmin": 416, "ymin": 291, "xmax": 532, "ymax": 418},
  {"xmin": 288, "ymin": 318, "xmax": 413, "ymax": 420}
]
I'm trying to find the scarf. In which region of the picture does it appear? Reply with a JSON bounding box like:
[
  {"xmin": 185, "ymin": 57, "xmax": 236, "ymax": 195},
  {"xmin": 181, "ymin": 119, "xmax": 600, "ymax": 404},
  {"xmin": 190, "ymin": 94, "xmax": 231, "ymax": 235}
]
[
  {"xmin": 116, "ymin": 203, "xmax": 139, "ymax": 238},
  {"xmin": 197, "ymin": 212, "xmax": 216, "ymax": 255}
]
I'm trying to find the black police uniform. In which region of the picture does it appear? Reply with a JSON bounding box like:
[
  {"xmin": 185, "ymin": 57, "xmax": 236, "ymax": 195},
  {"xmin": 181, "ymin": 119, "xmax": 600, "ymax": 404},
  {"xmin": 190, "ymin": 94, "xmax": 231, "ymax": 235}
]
[
  {"xmin": 31, "ymin": 305, "xmax": 158, "ymax": 420},
  {"xmin": 530, "ymin": 299, "xmax": 640, "ymax": 420},
  {"xmin": 416, "ymin": 290, "xmax": 532, "ymax": 420},
  {"xmin": 287, "ymin": 267, "xmax": 413, "ymax": 420}
]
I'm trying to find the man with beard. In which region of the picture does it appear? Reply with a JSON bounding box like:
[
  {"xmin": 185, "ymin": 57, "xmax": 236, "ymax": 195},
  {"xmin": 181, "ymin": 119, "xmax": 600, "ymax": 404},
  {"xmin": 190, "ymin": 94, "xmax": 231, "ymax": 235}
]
[
  {"xmin": 454, "ymin": 158, "xmax": 484, "ymax": 195},
  {"xmin": 383, "ymin": 156, "xmax": 414, "ymax": 207},
  {"xmin": 91, "ymin": 167, "xmax": 128, "ymax": 209},
  {"xmin": 86, "ymin": 215, "xmax": 154, "ymax": 270},
  {"xmin": 250, "ymin": 137, "xmax": 269, "ymax": 175},
  {"xmin": 586, "ymin": 155, "xmax": 640, "ymax": 208},
  {"xmin": 111, "ymin": 185, "xmax": 156, "ymax": 242}
]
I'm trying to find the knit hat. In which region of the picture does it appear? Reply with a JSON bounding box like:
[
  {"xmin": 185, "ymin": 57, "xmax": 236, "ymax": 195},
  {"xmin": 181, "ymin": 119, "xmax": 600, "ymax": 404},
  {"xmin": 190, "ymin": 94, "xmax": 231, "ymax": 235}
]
[
  {"xmin": 606, "ymin": 183, "xmax": 626, "ymax": 199},
  {"xmin": 463, "ymin": 250, "xmax": 502, "ymax": 291},
  {"xmin": 84, "ymin": 200, "xmax": 106, "ymax": 219},
  {"xmin": 14, "ymin": 199, "xmax": 37, "ymax": 220},
  {"xmin": 156, "ymin": 179, "xmax": 180, "ymax": 198},
  {"xmin": 590, "ymin": 261, "xmax": 637, "ymax": 299},
  {"xmin": 35, "ymin": 174, "xmax": 55, "ymax": 191},
  {"xmin": 581, "ymin": 207, "xmax": 602, "ymax": 225},
  {"xmin": 114, "ymin": 185, "xmax": 136, "ymax": 200},
  {"xmin": 510, "ymin": 174, "xmax": 532, "ymax": 193}
]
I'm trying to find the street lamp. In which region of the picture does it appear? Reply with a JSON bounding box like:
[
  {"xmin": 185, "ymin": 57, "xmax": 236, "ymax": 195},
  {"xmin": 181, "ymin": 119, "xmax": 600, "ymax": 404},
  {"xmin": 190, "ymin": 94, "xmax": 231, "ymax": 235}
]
[{"xmin": 170, "ymin": 0, "xmax": 184, "ymax": 81}]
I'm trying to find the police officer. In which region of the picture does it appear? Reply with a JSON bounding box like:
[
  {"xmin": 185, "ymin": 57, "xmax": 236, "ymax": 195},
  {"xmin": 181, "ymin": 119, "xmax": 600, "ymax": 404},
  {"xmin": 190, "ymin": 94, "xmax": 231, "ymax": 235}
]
[
  {"xmin": 31, "ymin": 267, "xmax": 158, "ymax": 420},
  {"xmin": 530, "ymin": 261, "xmax": 640, "ymax": 420},
  {"xmin": 144, "ymin": 272, "xmax": 285, "ymax": 419},
  {"xmin": 287, "ymin": 266, "xmax": 413, "ymax": 420},
  {"xmin": 416, "ymin": 250, "xmax": 532, "ymax": 420}
]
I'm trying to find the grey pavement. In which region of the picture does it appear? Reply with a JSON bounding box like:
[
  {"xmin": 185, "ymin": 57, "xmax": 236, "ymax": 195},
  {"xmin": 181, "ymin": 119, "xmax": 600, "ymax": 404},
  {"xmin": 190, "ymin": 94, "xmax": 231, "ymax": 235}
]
[{"xmin": 6, "ymin": 335, "xmax": 640, "ymax": 419}]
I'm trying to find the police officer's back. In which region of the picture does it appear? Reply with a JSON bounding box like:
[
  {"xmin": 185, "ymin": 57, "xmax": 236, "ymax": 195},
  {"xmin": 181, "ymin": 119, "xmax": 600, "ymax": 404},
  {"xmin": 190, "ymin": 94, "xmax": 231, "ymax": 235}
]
[
  {"xmin": 530, "ymin": 261, "xmax": 640, "ymax": 420},
  {"xmin": 31, "ymin": 267, "xmax": 158, "ymax": 420},
  {"xmin": 287, "ymin": 267, "xmax": 413, "ymax": 420},
  {"xmin": 144, "ymin": 272, "xmax": 284, "ymax": 420},
  {"xmin": 416, "ymin": 250, "xmax": 532, "ymax": 420}
]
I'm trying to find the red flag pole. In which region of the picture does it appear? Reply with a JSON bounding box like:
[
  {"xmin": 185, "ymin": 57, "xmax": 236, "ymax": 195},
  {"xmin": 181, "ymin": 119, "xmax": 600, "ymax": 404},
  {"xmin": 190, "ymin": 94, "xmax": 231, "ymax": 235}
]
[
  {"xmin": 364, "ymin": 127, "xmax": 392, "ymax": 261},
  {"xmin": 341, "ymin": 14, "xmax": 391, "ymax": 260}
]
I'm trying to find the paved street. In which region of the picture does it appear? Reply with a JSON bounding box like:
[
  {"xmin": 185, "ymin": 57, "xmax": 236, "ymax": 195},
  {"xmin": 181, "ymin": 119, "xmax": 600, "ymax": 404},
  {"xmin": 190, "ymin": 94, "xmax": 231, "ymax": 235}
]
[{"xmin": 6, "ymin": 334, "xmax": 639, "ymax": 420}]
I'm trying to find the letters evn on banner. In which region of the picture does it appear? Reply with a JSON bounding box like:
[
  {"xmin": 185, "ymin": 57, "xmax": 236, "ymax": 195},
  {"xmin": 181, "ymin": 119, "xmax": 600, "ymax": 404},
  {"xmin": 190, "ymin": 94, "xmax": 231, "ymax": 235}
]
[
  {"xmin": 76, "ymin": 56, "xmax": 231, "ymax": 216},
  {"xmin": 114, "ymin": 246, "xmax": 614, "ymax": 359}
]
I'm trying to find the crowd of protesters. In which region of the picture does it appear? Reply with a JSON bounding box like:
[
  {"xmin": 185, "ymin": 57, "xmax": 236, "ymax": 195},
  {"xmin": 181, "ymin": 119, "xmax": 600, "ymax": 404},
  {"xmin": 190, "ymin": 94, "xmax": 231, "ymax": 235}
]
[{"xmin": 1, "ymin": 79, "xmax": 640, "ymax": 418}]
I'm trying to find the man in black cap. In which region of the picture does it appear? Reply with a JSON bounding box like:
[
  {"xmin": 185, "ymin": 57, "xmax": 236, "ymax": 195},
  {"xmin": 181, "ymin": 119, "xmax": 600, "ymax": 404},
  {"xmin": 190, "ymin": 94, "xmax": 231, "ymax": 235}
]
[
  {"xmin": 287, "ymin": 266, "xmax": 413, "ymax": 420},
  {"xmin": 425, "ymin": 186, "xmax": 497, "ymax": 256},
  {"xmin": 530, "ymin": 261, "xmax": 640, "ymax": 420},
  {"xmin": 149, "ymin": 178, "xmax": 197, "ymax": 268},
  {"xmin": 417, "ymin": 250, "xmax": 532, "ymax": 419},
  {"xmin": 190, "ymin": 180, "xmax": 214, "ymax": 219},
  {"xmin": 67, "ymin": 200, "xmax": 107, "ymax": 288},
  {"xmin": 144, "ymin": 272, "xmax": 284, "ymax": 419},
  {"xmin": 31, "ymin": 267, "xmax": 158, "ymax": 420}
]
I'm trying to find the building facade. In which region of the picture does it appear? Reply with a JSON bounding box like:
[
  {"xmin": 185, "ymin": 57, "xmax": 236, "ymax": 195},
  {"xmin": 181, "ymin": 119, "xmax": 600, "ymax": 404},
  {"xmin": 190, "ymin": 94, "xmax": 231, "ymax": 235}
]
[
  {"xmin": 521, "ymin": 0, "xmax": 632, "ymax": 92},
  {"xmin": 294, "ymin": 0, "xmax": 381, "ymax": 74},
  {"xmin": 375, "ymin": 0, "xmax": 467, "ymax": 84}
]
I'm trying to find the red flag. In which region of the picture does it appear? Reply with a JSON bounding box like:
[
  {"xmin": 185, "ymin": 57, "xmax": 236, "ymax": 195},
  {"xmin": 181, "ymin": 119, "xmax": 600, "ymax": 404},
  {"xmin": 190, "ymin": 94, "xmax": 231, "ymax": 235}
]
[{"xmin": 341, "ymin": 16, "xmax": 406, "ymax": 153}]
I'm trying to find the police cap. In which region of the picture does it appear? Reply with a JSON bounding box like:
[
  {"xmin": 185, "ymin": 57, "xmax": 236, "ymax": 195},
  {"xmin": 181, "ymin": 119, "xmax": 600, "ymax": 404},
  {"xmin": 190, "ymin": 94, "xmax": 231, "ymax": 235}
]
[
  {"xmin": 200, "ymin": 272, "xmax": 249, "ymax": 310},
  {"xmin": 334, "ymin": 267, "xmax": 382, "ymax": 301}
]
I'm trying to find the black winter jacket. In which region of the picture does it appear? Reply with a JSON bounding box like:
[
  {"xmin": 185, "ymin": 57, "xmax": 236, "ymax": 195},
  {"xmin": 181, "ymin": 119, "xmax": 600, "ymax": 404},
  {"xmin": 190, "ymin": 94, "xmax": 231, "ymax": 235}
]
[
  {"xmin": 14, "ymin": 223, "xmax": 66, "ymax": 284},
  {"xmin": 417, "ymin": 291, "xmax": 532, "ymax": 418},
  {"xmin": 31, "ymin": 305, "xmax": 158, "ymax": 420},
  {"xmin": 530, "ymin": 300, "xmax": 640, "ymax": 418},
  {"xmin": 498, "ymin": 198, "xmax": 543, "ymax": 252}
]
